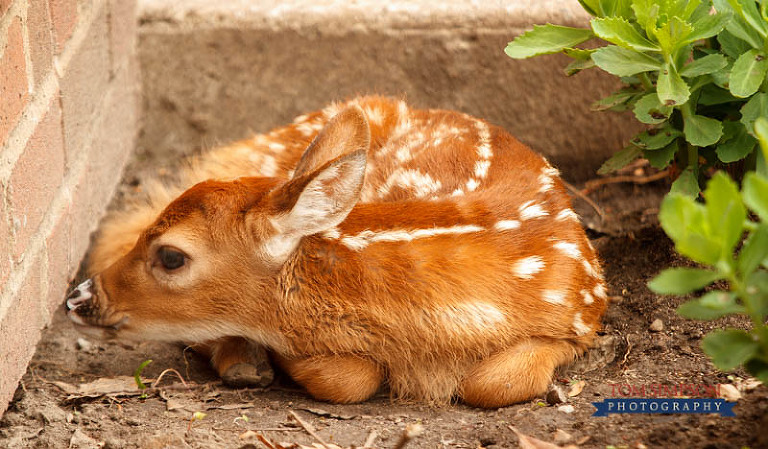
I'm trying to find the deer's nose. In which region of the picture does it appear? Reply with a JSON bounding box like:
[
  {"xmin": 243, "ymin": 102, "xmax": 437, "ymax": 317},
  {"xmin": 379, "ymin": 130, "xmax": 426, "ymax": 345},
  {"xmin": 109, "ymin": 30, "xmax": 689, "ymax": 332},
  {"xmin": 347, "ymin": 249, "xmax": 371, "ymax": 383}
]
[{"xmin": 66, "ymin": 278, "xmax": 94, "ymax": 310}]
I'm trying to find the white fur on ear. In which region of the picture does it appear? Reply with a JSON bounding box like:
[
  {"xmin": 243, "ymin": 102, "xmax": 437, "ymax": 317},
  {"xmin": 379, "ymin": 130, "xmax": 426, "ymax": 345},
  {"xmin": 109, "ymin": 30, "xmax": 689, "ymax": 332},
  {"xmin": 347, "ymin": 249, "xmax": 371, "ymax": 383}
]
[{"xmin": 263, "ymin": 151, "xmax": 367, "ymax": 262}]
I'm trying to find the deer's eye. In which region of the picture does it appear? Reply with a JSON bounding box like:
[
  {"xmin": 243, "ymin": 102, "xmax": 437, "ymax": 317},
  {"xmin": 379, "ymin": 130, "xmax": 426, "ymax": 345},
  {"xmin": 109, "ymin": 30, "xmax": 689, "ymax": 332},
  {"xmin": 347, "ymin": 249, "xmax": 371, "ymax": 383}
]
[{"xmin": 157, "ymin": 247, "xmax": 186, "ymax": 271}]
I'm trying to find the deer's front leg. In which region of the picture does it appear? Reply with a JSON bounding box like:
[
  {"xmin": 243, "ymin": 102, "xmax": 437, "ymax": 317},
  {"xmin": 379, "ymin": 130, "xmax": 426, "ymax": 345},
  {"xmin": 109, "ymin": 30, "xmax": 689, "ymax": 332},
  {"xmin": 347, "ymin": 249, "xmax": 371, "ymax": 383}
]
[
  {"xmin": 192, "ymin": 337, "xmax": 274, "ymax": 388},
  {"xmin": 273, "ymin": 353, "xmax": 383, "ymax": 404}
]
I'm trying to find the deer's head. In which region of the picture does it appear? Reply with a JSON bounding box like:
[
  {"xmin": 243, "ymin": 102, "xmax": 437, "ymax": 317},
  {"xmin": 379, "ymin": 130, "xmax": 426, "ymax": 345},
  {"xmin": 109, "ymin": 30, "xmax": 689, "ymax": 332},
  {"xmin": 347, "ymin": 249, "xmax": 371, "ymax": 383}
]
[{"xmin": 66, "ymin": 107, "xmax": 370, "ymax": 342}]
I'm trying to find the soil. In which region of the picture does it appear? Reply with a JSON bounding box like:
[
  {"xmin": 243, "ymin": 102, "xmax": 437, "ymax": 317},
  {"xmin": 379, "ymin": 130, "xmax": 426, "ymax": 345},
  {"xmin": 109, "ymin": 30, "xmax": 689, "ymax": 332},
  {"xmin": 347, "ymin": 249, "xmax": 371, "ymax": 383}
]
[{"xmin": 1, "ymin": 165, "xmax": 766, "ymax": 449}]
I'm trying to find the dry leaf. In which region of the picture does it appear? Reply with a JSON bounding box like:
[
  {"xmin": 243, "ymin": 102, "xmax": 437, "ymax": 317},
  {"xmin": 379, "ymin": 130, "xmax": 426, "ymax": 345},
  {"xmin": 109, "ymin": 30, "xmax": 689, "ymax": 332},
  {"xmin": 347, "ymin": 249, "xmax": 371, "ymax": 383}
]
[
  {"xmin": 76, "ymin": 376, "xmax": 141, "ymax": 396},
  {"xmin": 718, "ymin": 384, "xmax": 741, "ymax": 402},
  {"xmin": 568, "ymin": 380, "xmax": 586, "ymax": 397},
  {"xmin": 510, "ymin": 427, "xmax": 578, "ymax": 449},
  {"xmin": 301, "ymin": 407, "xmax": 356, "ymax": 420}
]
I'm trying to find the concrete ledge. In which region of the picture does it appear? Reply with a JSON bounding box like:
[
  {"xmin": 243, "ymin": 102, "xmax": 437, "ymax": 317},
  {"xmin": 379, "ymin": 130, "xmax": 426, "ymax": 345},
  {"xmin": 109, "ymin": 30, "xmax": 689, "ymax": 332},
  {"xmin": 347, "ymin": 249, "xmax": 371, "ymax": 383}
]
[{"xmin": 138, "ymin": 0, "xmax": 640, "ymax": 180}]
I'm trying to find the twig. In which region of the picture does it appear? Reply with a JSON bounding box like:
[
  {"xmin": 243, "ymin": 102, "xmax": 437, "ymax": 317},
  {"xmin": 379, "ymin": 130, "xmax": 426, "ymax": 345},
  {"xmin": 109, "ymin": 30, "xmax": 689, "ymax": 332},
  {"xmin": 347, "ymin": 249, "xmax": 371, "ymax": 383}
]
[
  {"xmin": 212, "ymin": 427, "xmax": 302, "ymax": 432},
  {"xmin": 153, "ymin": 368, "xmax": 190, "ymax": 390},
  {"xmin": 363, "ymin": 430, "xmax": 378, "ymax": 448},
  {"xmin": 582, "ymin": 169, "xmax": 670, "ymax": 195},
  {"xmin": 288, "ymin": 410, "xmax": 331, "ymax": 449},
  {"xmin": 393, "ymin": 423, "xmax": 424, "ymax": 449},
  {"xmin": 621, "ymin": 335, "xmax": 633, "ymax": 368},
  {"xmin": 563, "ymin": 180, "xmax": 607, "ymax": 220}
]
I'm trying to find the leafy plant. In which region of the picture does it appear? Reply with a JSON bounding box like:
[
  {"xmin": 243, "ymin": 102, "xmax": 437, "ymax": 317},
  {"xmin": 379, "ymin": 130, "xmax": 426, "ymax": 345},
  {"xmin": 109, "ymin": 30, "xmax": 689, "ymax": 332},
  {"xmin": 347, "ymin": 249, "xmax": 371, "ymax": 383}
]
[
  {"xmin": 133, "ymin": 359, "xmax": 153, "ymax": 395},
  {"xmin": 648, "ymin": 118, "xmax": 768, "ymax": 382},
  {"xmin": 505, "ymin": 0, "xmax": 768, "ymax": 195}
]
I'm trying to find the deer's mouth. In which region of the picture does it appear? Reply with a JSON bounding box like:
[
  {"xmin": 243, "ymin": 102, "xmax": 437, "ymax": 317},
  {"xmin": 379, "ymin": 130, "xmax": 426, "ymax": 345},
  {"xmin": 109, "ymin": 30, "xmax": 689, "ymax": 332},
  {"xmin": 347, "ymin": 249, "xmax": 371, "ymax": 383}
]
[{"xmin": 66, "ymin": 277, "xmax": 127, "ymax": 338}]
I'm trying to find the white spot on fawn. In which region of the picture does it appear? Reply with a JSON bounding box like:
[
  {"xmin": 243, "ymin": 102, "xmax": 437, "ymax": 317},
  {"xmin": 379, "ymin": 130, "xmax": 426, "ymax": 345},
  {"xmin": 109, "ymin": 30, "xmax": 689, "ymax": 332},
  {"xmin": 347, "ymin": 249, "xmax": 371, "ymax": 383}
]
[
  {"xmin": 572, "ymin": 312, "xmax": 591, "ymax": 336},
  {"xmin": 583, "ymin": 259, "xmax": 601, "ymax": 279},
  {"xmin": 260, "ymin": 155, "xmax": 278, "ymax": 177},
  {"xmin": 268, "ymin": 142, "xmax": 286, "ymax": 152},
  {"xmin": 475, "ymin": 121, "xmax": 493, "ymax": 159},
  {"xmin": 513, "ymin": 256, "xmax": 545, "ymax": 279},
  {"xmin": 542, "ymin": 290, "xmax": 567, "ymax": 305},
  {"xmin": 494, "ymin": 220, "xmax": 521, "ymax": 231},
  {"xmin": 581, "ymin": 289, "xmax": 595, "ymax": 305},
  {"xmin": 437, "ymin": 301, "xmax": 506, "ymax": 330},
  {"xmin": 466, "ymin": 178, "xmax": 480, "ymax": 192},
  {"xmin": 451, "ymin": 188, "xmax": 464, "ymax": 197},
  {"xmin": 556, "ymin": 209, "xmax": 579, "ymax": 222},
  {"xmin": 538, "ymin": 173, "xmax": 554, "ymax": 193},
  {"xmin": 519, "ymin": 201, "xmax": 548, "ymax": 220},
  {"xmin": 474, "ymin": 160, "xmax": 491, "ymax": 179},
  {"xmin": 339, "ymin": 225, "xmax": 485, "ymax": 251},
  {"xmin": 379, "ymin": 169, "xmax": 442, "ymax": 198},
  {"xmin": 553, "ymin": 241, "xmax": 581, "ymax": 259},
  {"xmin": 593, "ymin": 283, "xmax": 607, "ymax": 300}
]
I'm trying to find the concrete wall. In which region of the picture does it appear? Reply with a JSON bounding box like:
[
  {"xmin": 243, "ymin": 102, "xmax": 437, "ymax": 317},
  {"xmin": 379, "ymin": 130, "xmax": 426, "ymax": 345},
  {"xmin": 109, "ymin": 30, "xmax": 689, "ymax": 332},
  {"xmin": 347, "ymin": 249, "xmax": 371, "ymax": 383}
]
[
  {"xmin": 138, "ymin": 0, "xmax": 640, "ymax": 181},
  {"xmin": 0, "ymin": 0, "xmax": 138, "ymax": 414}
]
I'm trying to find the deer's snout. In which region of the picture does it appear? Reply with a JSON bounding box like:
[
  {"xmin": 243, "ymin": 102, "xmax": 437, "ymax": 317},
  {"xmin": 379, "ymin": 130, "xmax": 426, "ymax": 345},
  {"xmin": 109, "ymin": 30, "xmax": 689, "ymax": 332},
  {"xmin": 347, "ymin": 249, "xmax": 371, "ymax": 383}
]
[{"xmin": 66, "ymin": 278, "xmax": 98, "ymax": 326}]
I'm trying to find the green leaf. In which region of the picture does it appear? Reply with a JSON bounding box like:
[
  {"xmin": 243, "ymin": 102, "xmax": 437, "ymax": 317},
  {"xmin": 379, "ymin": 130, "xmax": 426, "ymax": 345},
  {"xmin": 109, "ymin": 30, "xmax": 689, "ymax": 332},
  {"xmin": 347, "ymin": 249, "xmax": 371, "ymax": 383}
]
[
  {"xmin": 753, "ymin": 116, "xmax": 768, "ymax": 162},
  {"xmin": 504, "ymin": 25, "xmax": 594, "ymax": 59},
  {"xmin": 740, "ymin": 92, "xmax": 768, "ymax": 136},
  {"xmin": 632, "ymin": 125, "xmax": 682, "ymax": 149},
  {"xmin": 746, "ymin": 358, "xmax": 768, "ymax": 385},
  {"xmin": 702, "ymin": 329, "xmax": 759, "ymax": 371},
  {"xmin": 677, "ymin": 291, "xmax": 746, "ymax": 320},
  {"xmin": 599, "ymin": 0, "xmax": 633, "ymax": 18},
  {"xmin": 729, "ymin": 0, "xmax": 768, "ymax": 38},
  {"xmin": 739, "ymin": 224, "xmax": 768, "ymax": 276},
  {"xmin": 563, "ymin": 47, "xmax": 595, "ymax": 59},
  {"xmin": 704, "ymin": 171, "xmax": 746, "ymax": 257},
  {"xmin": 632, "ymin": 0, "xmax": 661, "ymax": 36},
  {"xmin": 644, "ymin": 140, "xmax": 678, "ymax": 169},
  {"xmin": 590, "ymin": 17, "xmax": 660, "ymax": 51},
  {"xmin": 134, "ymin": 359, "xmax": 153, "ymax": 390},
  {"xmin": 714, "ymin": 0, "xmax": 765, "ymax": 48},
  {"xmin": 685, "ymin": 11, "xmax": 729, "ymax": 44},
  {"xmin": 730, "ymin": 49, "xmax": 768, "ymax": 98},
  {"xmin": 680, "ymin": 54, "xmax": 728, "ymax": 78},
  {"xmin": 564, "ymin": 58, "xmax": 597, "ymax": 76},
  {"xmin": 717, "ymin": 29, "xmax": 754, "ymax": 59},
  {"xmin": 746, "ymin": 271, "xmax": 768, "ymax": 318},
  {"xmin": 684, "ymin": 114, "xmax": 724, "ymax": 147},
  {"xmin": 716, "ymin": 121, "xmax": 757, "ymax": 163},
  {"xmin": 591, "ymin": 46, "xmax": 662, "ymax": 76},
  {"xmin": 598, "ymin": 144, "xmax": 642, "ymax": 174},
  {"xmin": 633, "ymin": 92, "xmax": 673, "ymax": 124},
  {"xmin": 670, "ymin": 166, "xmax": 702, "ymax": 198},
  {"xmin": 743, "ymin": 172, "xmax": 768, "ymax": 221},
  {"xmin": 649, "ymin": 268, "xmax": 723, "ymax": 295},
  {"xmin": 699, "ymin": 84, "xmax": 739, "ymax": 106},
  {"xmin": 658, "ymin": 62, "xmax": 691, "ymax": 106},
  {"xmin": 660, "ymin": 191, "xmax": 725, "ymax": 265},
  {"xmin": 578, "ymin": 0, "xmax": 601, "ymax": 17},
  {"xmin": 591, "ymin": 90, "xmax": 638, "ymax": 111},
  {"xmin": 654, "ymin": 16, "xmax": 693, "ymax": 55}
]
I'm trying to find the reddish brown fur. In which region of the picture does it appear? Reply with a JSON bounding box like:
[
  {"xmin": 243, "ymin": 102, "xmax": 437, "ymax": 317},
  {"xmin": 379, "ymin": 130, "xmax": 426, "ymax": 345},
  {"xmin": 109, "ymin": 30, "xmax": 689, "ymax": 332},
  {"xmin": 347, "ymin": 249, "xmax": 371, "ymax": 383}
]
[{"xmin": 71, "ymin": 96, "xmax": 608, "ymax": 407}]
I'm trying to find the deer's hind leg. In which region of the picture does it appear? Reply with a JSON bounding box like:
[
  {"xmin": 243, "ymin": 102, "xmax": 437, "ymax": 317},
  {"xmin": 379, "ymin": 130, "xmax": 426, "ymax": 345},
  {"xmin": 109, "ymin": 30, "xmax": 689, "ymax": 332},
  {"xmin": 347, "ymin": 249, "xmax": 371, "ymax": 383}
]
[{"xmin": 459, "ymin": 338, "xmax": 579, "ymax": 408}]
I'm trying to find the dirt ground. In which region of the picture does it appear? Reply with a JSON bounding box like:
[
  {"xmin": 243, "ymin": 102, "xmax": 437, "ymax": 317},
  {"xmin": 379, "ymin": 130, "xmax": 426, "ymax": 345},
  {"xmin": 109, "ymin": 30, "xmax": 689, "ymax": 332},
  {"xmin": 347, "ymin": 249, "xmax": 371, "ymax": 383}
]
[{"xmin": 1, "ymin": 164, "xmax": 767, "ymax": 449}]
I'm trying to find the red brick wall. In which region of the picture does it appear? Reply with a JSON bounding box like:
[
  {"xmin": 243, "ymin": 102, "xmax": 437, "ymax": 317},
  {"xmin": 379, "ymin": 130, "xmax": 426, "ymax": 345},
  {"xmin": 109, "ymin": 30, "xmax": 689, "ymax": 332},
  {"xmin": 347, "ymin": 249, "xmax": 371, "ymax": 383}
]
[{"xmin": 0, "ymin": 0, "xmax": 138, "ymax": 414}]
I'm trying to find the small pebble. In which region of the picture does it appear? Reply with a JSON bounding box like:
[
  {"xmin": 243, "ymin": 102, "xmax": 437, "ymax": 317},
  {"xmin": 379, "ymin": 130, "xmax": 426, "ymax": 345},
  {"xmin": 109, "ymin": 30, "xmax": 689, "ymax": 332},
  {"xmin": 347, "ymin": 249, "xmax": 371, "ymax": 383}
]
[
  {"xmin": 649, "ymin": 319, "xmax": 664, "ymax": 332},
  {"xmin": 76, "ymin": 337, "xmax": 93, "ymax": 351},
  {"xmin": 557, "ymin": 405, "xmax": 575, "ymax": 414}
]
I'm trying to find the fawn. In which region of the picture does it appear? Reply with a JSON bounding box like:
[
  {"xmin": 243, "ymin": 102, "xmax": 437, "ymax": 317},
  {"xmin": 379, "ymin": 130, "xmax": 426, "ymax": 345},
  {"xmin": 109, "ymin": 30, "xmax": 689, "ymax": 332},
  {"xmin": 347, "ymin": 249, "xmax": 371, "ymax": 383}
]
[{"xmin": 66, "ymin": 96, "xmax": 607, "ymax": 407}]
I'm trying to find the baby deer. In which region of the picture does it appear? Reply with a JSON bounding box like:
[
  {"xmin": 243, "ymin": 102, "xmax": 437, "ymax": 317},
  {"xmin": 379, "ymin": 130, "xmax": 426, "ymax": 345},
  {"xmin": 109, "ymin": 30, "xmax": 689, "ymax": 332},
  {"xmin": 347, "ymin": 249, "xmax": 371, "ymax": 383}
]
[{"xmin": 66, "ymin": 97, "xmax": 607, "ymax": 407}]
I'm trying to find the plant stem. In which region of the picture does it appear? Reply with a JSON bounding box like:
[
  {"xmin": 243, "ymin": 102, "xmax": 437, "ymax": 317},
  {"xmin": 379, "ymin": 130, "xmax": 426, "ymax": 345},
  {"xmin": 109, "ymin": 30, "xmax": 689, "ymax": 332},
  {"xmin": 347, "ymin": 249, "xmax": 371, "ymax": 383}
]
[
  {"xmin": 679, "ymin": 102, "xmax": 700, "ymax": 179},
  {"xmin": 638, "ymin": 72, "xmax": 654, "ymax": 91}
]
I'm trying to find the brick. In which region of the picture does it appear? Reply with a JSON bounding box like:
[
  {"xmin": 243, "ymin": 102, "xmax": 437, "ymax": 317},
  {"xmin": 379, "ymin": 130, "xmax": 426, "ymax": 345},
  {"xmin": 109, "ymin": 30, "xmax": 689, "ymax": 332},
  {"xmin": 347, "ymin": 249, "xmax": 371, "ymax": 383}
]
[
  {"xmin": 45, "ymin": 210, "xmax": 74, "ymax": 321},
  {"xmin": 60, "ymin": 4, "xmax": 110, "ymax": 165},
  {"xmin": 50, "ymin": 0, "xmax": 78, "ymax": 53},
  {"xmin": 0, "ymin": 17, "xmax": 29, "ymax": 148},
  {"xmin": 27, "ymin": 0, "xmax": 55, "ymax": 89},
  {"xmin": 0, "ymin": 257, "xmax": 44, "ymax": 415},
  {"xmin": 9, "ymin": 95, "xmax": 65, "ymax": 259},
  {"xmin": 0, "ymin": 198, "xmax": 10, "ymax": 285},
  {"xmin": 108, "ymin": 0, "xmax": 136, "ymax": 74},
  {"xmin": 0, "ymin": 0, "xmax": 11, "ymax": 17}
]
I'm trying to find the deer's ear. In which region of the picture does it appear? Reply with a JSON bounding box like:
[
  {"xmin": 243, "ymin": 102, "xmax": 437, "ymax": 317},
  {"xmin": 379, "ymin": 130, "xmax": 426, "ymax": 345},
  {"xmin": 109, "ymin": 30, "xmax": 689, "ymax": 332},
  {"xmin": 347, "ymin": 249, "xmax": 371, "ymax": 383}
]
[
  {"xmin": 262, "ymin": 149, "xmax": 367, "ymax": 262},
  {"xmin": 292, "ymin": 106, "xmax": 370, "ymax": 178}
]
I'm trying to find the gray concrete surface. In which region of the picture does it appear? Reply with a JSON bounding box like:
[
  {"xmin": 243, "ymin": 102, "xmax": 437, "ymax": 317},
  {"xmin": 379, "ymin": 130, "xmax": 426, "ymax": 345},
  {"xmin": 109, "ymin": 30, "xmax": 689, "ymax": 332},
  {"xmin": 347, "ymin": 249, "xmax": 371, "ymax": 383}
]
[{"xmin": 137, "ymin": 0, "xmax": 641, "ymax": 180}]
